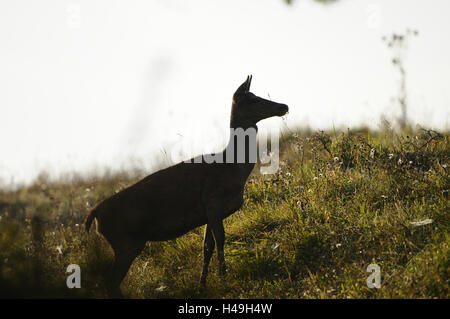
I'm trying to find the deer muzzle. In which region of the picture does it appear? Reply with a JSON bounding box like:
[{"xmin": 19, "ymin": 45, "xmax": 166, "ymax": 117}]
[{"xmin": 276, "ymin": 104, "xmax": 289, "ymax": 116}]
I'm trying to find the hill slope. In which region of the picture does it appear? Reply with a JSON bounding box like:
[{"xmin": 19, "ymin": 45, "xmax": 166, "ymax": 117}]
[{"xmin": 0, "ymin": 127, "xmax": 448, "ymax": 298}]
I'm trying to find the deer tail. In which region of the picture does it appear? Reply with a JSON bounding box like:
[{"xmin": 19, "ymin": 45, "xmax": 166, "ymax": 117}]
[{"xmin": 85, "ymin": 205, "xmax": 100, "ymax": 233}]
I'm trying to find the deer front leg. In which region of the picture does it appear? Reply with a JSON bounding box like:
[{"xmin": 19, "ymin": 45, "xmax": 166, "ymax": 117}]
[
  {"xmin": 204, "ymin": 193, "xmax": 242, "ymax": 280},
  {"xmin": 200, "ymin": 225, "xmax": 215, "ymax": 285},
  {"xmin": 209, "ymin": 219, "xmax": 226, "ymax": 276}
]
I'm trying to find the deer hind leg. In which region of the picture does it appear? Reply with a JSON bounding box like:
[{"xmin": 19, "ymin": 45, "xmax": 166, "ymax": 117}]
[
  {"xmin": 107, "ymin": 240, "xmax": 146, "ymax": 298},
  {"xmin": 200, "ymin": 225, "xmax": 215, "ymax": 285}
]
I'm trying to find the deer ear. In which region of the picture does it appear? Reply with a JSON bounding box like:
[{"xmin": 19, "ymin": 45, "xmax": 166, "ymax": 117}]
[
  {"xmin": 246, "ymin": 75, "xmax": 252, "ymax": 92},
  {"xmin": 234, "ymin": 76, "xmax": 251, "ymax": 97}
]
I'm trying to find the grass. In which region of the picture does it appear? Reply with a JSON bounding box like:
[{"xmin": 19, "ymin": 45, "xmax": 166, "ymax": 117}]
[{"xmin": 0, "ymin": 126, "xmax": 448, "ymax": 298}]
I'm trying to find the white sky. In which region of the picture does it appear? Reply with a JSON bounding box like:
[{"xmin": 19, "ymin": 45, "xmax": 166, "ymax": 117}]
[{"xmin": 1, "ymin": 0, "xmax": 449, "ymax": 187}]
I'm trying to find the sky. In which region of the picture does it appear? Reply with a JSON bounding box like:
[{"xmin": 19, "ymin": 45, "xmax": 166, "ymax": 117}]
[{"xmin": 1, "ymin": 0, "xmax": 449, "ymax": 187}]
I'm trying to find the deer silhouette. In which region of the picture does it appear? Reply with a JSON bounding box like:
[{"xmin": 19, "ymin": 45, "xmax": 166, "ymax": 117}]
[{"xmin": 85, "ymin": 75, "xmax": 288, "ymax": 297}]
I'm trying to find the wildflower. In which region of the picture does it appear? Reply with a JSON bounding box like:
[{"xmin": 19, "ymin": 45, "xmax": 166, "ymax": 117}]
[
  {"xmin": 388, "ymin": 153, "xmax": 394, "ymax": 160},
  {"xmin": 370, "ymin": 148, "xmax": 375, "ymax": 159},
  {"xmin": 335, "ymin": 243, "xmax": 342, "ymax": 248},
  {"xmin": 56, "ymin": 245, "xmax": 63, "ymax": 254},
  {"xmin": 333, "ymin": 157, "xmax": 339, "ymax": 163},
  {"xmin": 313, "ymin": 177, "xmax": 318, "ymax": 181},
  {"xmin": 398, "ymin": 158, "xmax": 403, "ymax": 165}
]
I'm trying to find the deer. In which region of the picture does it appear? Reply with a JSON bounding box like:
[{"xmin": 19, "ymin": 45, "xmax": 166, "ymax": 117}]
[{"xmin": 85, "ymin": 75, "xmax": 289, "ymax": 297}]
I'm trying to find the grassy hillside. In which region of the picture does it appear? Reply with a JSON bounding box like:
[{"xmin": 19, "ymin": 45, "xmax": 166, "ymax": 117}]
[{"xmin": 0, "ymin": 127, "xmax": 448, "ymax": 298}]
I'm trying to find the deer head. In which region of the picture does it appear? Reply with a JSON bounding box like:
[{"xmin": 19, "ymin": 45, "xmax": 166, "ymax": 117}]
[{"xmin": 230, "ymin": 75, "xmax": 289, "ymax": 128}]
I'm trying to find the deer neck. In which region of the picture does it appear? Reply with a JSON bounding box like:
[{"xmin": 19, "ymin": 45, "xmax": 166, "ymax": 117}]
[{"xmin": 223, "ymin": 121, "xmax": 258, "ymax": 180}]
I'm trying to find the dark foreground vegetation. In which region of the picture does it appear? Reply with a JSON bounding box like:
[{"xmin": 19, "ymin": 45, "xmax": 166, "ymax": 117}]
[{"xmin": 0, "ymin": 126, "xmax": 448, "ymax": 298}]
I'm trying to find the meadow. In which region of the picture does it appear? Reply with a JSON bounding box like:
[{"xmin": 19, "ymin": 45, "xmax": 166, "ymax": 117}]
[{"xmin": 0, "ymin": 125, "xmax": 448, "ymax": 298}]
